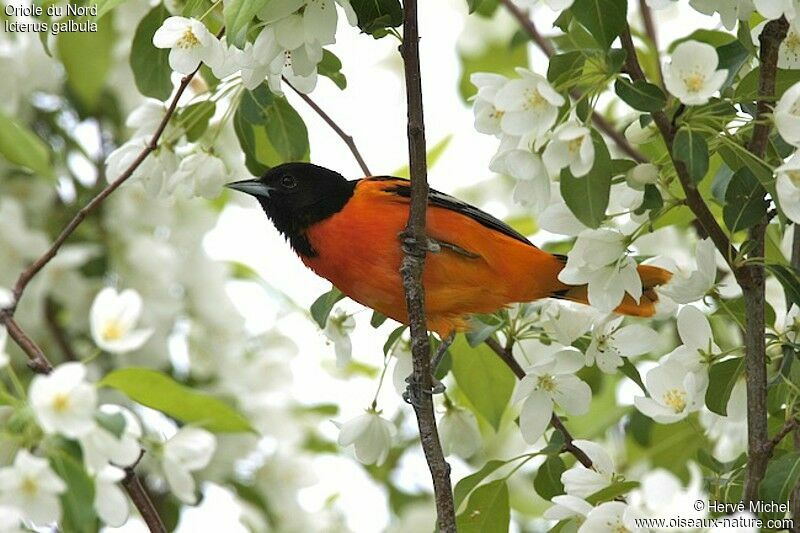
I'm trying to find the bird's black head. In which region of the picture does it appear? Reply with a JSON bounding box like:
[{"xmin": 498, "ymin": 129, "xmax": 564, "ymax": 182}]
[{"xmin": 226, "ymin": 162, "xmax": 356, "ymax": 256}]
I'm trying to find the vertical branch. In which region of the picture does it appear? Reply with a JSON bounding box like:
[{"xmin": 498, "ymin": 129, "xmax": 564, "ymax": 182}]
[
  {"xmin": 122, "ymin": 458, "xmax": 167, "ymax": 533},
  {"xmin": 399, "ymin": 2, "xmax": 456, "ymax": 530},
  {"xmin": 638, "ymin": 0, "xmax": 663, "ymax": 85},
  {"xmin": 739, "ymin": 16, "xmax": 789, "ymax": 504}
]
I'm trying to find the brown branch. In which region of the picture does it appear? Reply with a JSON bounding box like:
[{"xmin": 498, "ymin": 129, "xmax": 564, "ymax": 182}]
[
  {"xmin": 618, "ymin": 27, "xmax": 738, "ymax": 268},
  {"xmin": 121, "ymin": 452, "xmax": 167, "ymax": 533},
  {"xmin": 44, "ymin": 298, "xmax": 78, "ymax": 362},
  {"xmin": 483, "ymin": 337, "xmax": 593, "ymax": 468},
  {"xmin": 498, "ymin": 0, "xmax": 646, "ymax": 163},
  {"xmin": 0, "ymin": 314, "xmax": 52, "ymax": 374},
  {"xmin": 283, "ymin": 78, "xmax": 372, "ymax": 176},
  {"xmin": 399, "ymin": 2, "xmax": 456, "ymax": 530},
  {"xmin": 738, "ymin": 16, "xmax": 790, "ymax": 504},
  {"xmin": 766, "ymin": 417, "xmax": 800, "ymax": 459},
  {"xmin": 638, "ymin": 0, "xmax": 663, "ymax": 86}
]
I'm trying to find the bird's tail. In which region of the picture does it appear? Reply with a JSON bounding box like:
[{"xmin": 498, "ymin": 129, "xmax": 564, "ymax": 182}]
[{"xmin": 547, "ymin": 257, "xmax": 672, "ymax": 317}]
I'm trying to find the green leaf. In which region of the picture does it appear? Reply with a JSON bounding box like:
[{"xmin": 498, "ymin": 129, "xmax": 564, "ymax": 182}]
[
  {"xmin": 534, "ymin": 456, "xmax": 566, "ymax": 500},
  {"xmin": 350, "ymin": 0, "xmax": 402, "ymax": 36},
  {"xmin": 224, "ymin": 0, "xmax": 269, "ymax": 48},
  {"xmin": 716, "ymin": 40, "xmax": 750, "ymax": 90},
  {"xmin": 100, "ymin": 368, "xmax": 255, "ymax": 433},
  {"xmin": 705, "ymin": 357, "xmax": 744, "ymax": 416},
  {"xmin": 180, "ymin": 101, "xmax": 216, "ymax": 142},
  {"xmin": 669, "ymin": 29, "xmax": 735, "ymax": 51},
  {"xmin": 547, "ymin": 51, "xmax": 587, "ymax": 88},
  {"xmin": 454, "ymin": 459, "xmax": 509, "ymax": 510},
  {"xmin": 456, "ymin": 480, "xmax": 510, "ymax": 533},
  {"xmin": 130, "ymin": 4, "xmax": 173, "ymax": 101},
  {"xmin": 451, "ymin": 335, "xmax": 515, "ymax": 430},
  {"xmin": 94, "ymin": 0, "xmax": 128, "ymax": 20},
  {"xmin": 570, "ymin": 0, "xmax": 627, "ymax": 50},
  {"xmin": 383, "ymin": 325, "xmax": 407, "ymax": 355},
  {"xmin": 735, "ymin": 68, "xmax": 800, "ymax": 101},
  {"xmin": 619, "ymin": 357, "xmax": 646, "ymax": 393},
  {"xmin": 459, "ymin": 38, "xmax": 527, "ymax": 101},
  {"xmin": 585, "ymin": 481, "xmax": 640, "ymax": 505},
  {"xmin": 673, "ymin": 128, "xmax": 709, "ymax": 184},
  {"xmin": 51, "ymin": 452, "xmax": 97, "ymax": 533},
  {"xmin": 560, "ymin": 133, "xmax": 612, "ymax": 228},
  {"xmin": 95, "ymin": 410, "xmax": 126, "ymax": 438},
  {"xmin": 235, "ymin": 83, "xmax": 311, "ymax": 172},
  {"xmin": 614, "ymin": 78, "xmax": 666, "ymax": 112},
  {"xmin": 310, "ymin": 287, "xmax": 345, "ymax": 328},
  {"xmin": 319, "ymin": 49, "xmax": 347, "ymax": 90},
  {"xmin": 395, "ymin": 135, "xmax": 453, "ymax": 178},
  {"xmin": 760, "ymin": 452, "xmax": 800, "ymax": 502},
  {"xmin": 370, "ymin": 311, "xmax": 387, "ymax": 328},
  {"xmin": 723, "ymin": 168, "xmax": 767, "ymax": 232},
  {"xmin": 766, "ymin": 264, "xmax": 800, "ymax": 308},
  {"xmin": 0, "ymin": 108, "xmax": 53, "ymax": 178},
  {"xmin": 57, "ymin": 14, "xmax": 115, "ymax": 111}
]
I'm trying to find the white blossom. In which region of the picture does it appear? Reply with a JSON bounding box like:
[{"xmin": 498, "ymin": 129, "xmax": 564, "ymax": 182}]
[
  {"xmin": 561, "ymin": 440, "xmax": 617, "ymax": 497},
  {"xmin": 494, "ymin": 68, "xmax": 565, "ymax": 140},
  {"xmin": 625, "ymin": 163, "xmax": 659, "ymax": 190},
  {"xmin": 471, "ymin": 73, "xmax": 509, "ymax": 136},
  {"xmin": 323, "ymin": 309, "xmax": 355, "ymax": 368},
  {"xmin": 127, "ymin": 99, "xmax": 166, "ymax": 138},
  {"xmin": 585, "ymin": 315, "xmax": 658, "ymax": 373},
  {"xmin": 658, "ymin": 237, "xmax": 716, "ymax": 303},
  {"xmin": 538, "ymin": 200, "xmax": 588, "ymax": 237},
  {"xmin": 541, "ymin": 301, "xmax": 595, "ymax": 346},
  {"xmin": 90, "ymin": 287, "xmax": 154, "ymax": 354},
  {"xmin": 492, "ymin": 149, "xmax": 550, "ymax": 214},
  {"xmin": 79, "ymin": 405, "xmax": 143, "ymax": 473},
  {"xmin": 777, "ymin": 152, "xmax": 800, "ymax": 222},
  {"xmin": 543, "ymin": 121, "xmax": 595, "ymax": 178},
  {"xmin": 700, "ymin": 378, "xmax": 747, "ymax": 461},
  {"xmin": 647, "ymin": 0, "xmax": 678, "ymax": 8},
  {"xmin": 0, "ymin": 287, "xmax": 12, "ymax": 309},
  {"xmin": 152, "ymin": 17, "xmax": 223, "ymax": 75},
  {"xmin": 634, "ymin": 359, "xmax": 705, "ymax": 423},
  {"xmin": 774, "ymin": 83, "xmax": 800, "ymax": 146},
  {"xmin": 30, "ymin": 362, "xmax": 97, "ymax": 438},
  {"xmin": 0, "ymin": 505, "xmax": 24, "ymax": 533},
  {"xmin": 754, "ymin": 0, "xmax": 799, "ymax": 20},
  {"xmin": 663, "ymin": 41, "xmax": 727, "ymax": 106},
  {"xmin": 512, "ymin": 349, "xmax": 591, "ymax": 444},
  {"xmin": 663, "ymin": 305, "xmax": 720, "ymax": 374},
  {"xmin": 0, "ymin": 326, "xmax": 9, "ymax": 369},
  {"xmin": 514, "ymin": 0, "xmax": 575, "ymax": 10},
  {"xmin": 625, "ymin": 117, "xmax": 658, "ymax": 144},
  {"xmin": 162, "ymin": 426, "xmax": 217, "ymax": 504},
  {"xmin": 628, "ymin": 464, "xmax": 707, "ymax": 529},
  {"xmin": 336, "ymin": 409, "xmax": 396, "ymax": 465},
  {"xmin": 691, "ymin": 0, "xmax": 755, "ymax": 30},
  {"xmin": 558, "ymin": 228, "xmax": 642, "ymax": 312},
  {"xmin": 543, "ymin": 494, "xmax": 592, "ymax": 521},
  {"xmin": 0, "ymin": 450, "xmax": 66, "ymax": 525},
  {"xmin": 578, "ymin": 501, "xmax": 646, "ymax": 533},
  {"xmin": 94, "ymin": 466, "xmax": 129, "ymax": 527},
  {"xmin": 167, "ymin": 152, "xmax": 228, "ymax": 199},
  {"xmin": 439, "ymin": 407, "xmax": 482, "ymax": 458},
  {"xmin": 391, "ymin": 341, "xmax": 413, "ymax": 395}
]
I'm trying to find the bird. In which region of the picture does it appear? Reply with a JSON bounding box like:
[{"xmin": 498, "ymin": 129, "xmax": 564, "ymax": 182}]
[{"xmin": 226, "ymin": 162, "xmax": 672, "ymax": 339}]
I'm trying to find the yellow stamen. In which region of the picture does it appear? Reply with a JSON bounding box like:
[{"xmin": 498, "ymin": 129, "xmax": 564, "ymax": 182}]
[
  {"xmin": 682, "ymin": 72, "xmax": 706, "ymax": 93},
  {"xmin": 52, "ymin": 393, "xmax": 71, "ymax": 413},
  {"xmin": 21, "ymin": 477, "xmax": 38, "ymax": 496},
  {"xmin": 663, "ymin": 388, "xmax": 687, "ymax": 413},
  {"xmin": 102, "ymin": 320, "xmax": 125, "ymax": 341},
  {"xmin": 176, "ymin": 27, "xmax": 201, "ymax": 49}
]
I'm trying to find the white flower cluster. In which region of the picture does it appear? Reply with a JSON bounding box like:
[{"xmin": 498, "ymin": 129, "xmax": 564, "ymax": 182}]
[
  {"xmin": 153, "ymin": 1, "xmax": 356, "ymax": 94},
  {"xmin": 545, "ymin": 442, "xmax": 712, "ymax": 532},
  {"xmin": 773, "ymin": 82, "xmax": 800, "ymax": 224}
]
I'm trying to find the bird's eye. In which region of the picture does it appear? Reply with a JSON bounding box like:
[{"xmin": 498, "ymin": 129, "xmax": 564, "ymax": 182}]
[{"xmin": 280, "ymin": 175, "xmax": 297, "ymax": 189}]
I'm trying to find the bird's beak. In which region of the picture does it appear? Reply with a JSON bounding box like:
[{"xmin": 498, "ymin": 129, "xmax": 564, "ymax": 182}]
[{"xmin": 225, "ymin": 179, "xmax": 274, "ymax": 198}]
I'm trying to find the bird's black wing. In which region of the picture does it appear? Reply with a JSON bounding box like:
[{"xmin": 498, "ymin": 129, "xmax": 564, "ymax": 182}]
[{"xmin": 364, "ymin": 176, "xmax": 534, "ymax": 246}]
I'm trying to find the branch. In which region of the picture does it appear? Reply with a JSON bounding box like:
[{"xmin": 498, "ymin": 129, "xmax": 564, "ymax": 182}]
[
  {"xmin": 498, "ymin": 0, "xmax": 646, "ymax": 163},
  {"xmin": 618, "ymin": 27, "xmax": 738, "ymax": 268},
  {"xmin": 122, "ymin": 452, "xmax": 167, "ymax": 533},
  {"xmin": 483, "ymin": 338, "xmax": 593, "ymax": 468},
  {"xmin": 737, "ymin": 16, "xmax": 790, "ymax": 504},
  {"xmin": 765, "ymin": 417, "xmax": 800, "ymax": 459},
  {"xmin": 283, "ymin": 78, "xmax": 372, "ymax": 176},
  {"xmin": 399, "ymin": 3, "xmax": 456, "ymax": 531}
]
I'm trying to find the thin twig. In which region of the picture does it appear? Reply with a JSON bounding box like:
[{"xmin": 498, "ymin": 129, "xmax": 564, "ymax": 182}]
[
  {"xmin": 483, "ymin": 337, "xmax": 593, "ymax": 468},
  {"xmin": 618, "ymin": 27, "xmax": 738, "ymax": 268},
  {"xmin": 638, "ymin": 0, "xmax": 663, "ymax": 86},
  {"xmin": 498, "ymin": 0, "xmax": 646, "ymax": 163},
  {"xmin": 766, "ymin": 417, "xmax": 800, "ymax": 459},
  {"xmin": 121, "ymin": 452, "xmax": 167, "ymax": 533},
  {"xmin": 283, "ymin": 78, "xmax": 372, "ymax": 176},
  {"xmin": 399, "ymin": 2, "xmax": 456, "ymax": 530}
]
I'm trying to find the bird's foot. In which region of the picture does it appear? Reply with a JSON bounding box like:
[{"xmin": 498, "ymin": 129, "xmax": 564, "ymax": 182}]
[
  {"xmin": 402, "ymin": 374, "xmax": 446, "ymax": 407},
  {"xmin": 396, "ymin": 231, "xmax": 440, "ymax": 256}
]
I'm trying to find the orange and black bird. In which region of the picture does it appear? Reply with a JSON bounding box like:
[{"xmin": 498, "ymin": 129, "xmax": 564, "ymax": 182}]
[{"xmin": 227, "ymin": 162, "xmax": 672, "ymax": 338}]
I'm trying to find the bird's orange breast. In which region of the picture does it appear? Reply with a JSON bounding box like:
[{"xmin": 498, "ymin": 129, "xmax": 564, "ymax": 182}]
[{"xmin": 300, "ymin": 179, "xmax": 565, "ymax": 337}]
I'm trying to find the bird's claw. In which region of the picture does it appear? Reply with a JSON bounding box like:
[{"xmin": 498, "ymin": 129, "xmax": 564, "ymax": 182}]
[{"xmin": 402, "ymin": 374, "xmax": 446, "ymax": 407}]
